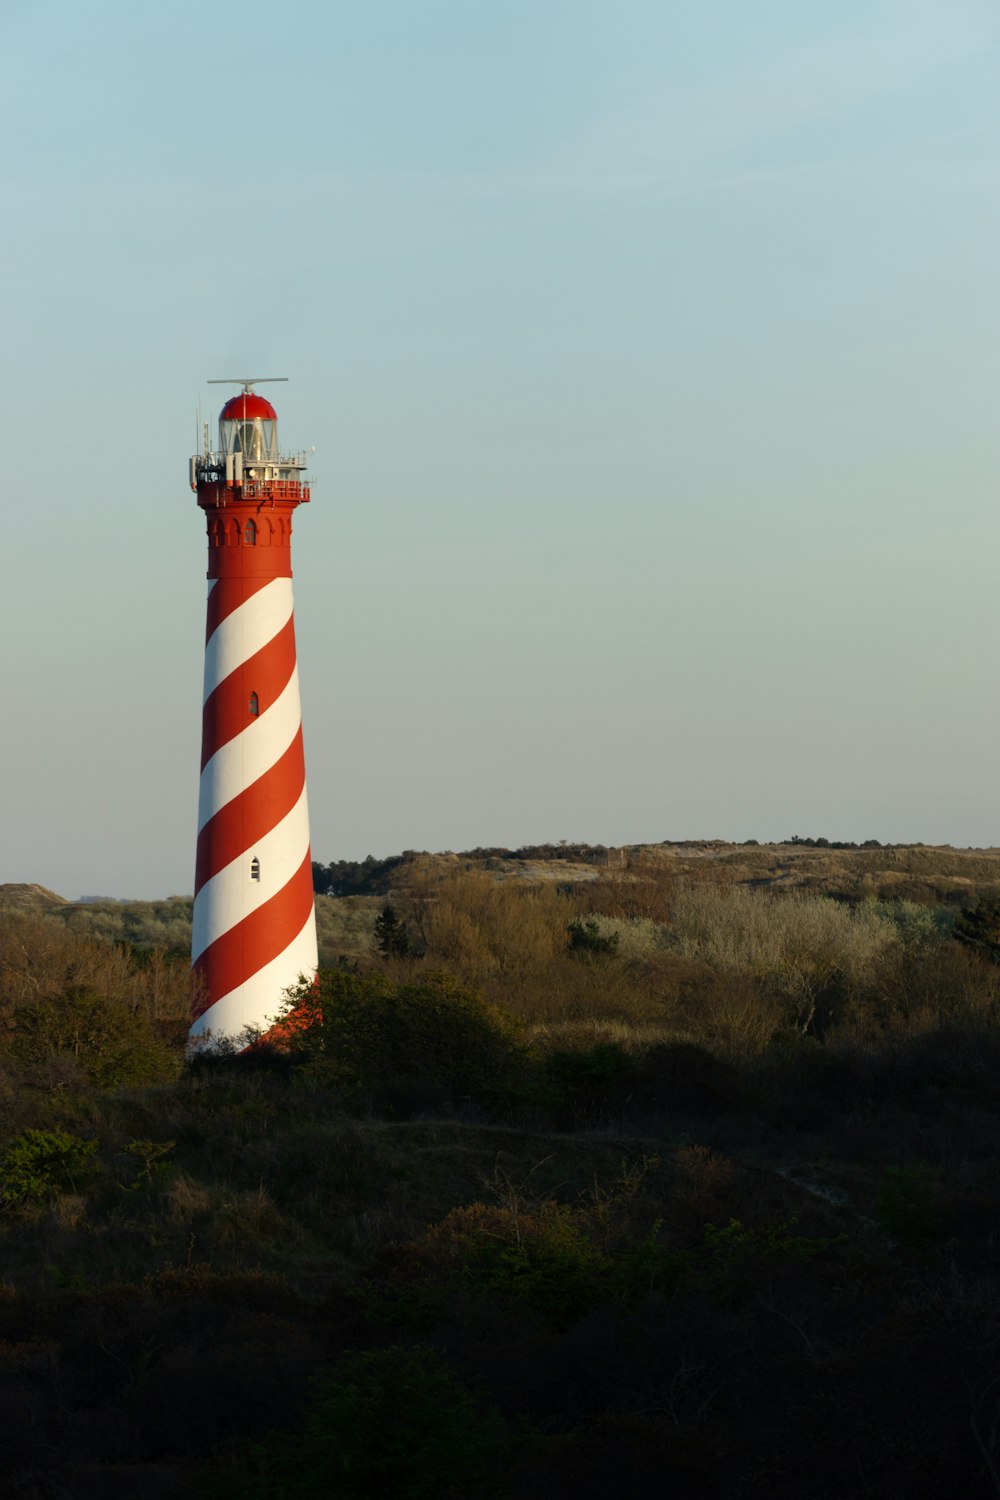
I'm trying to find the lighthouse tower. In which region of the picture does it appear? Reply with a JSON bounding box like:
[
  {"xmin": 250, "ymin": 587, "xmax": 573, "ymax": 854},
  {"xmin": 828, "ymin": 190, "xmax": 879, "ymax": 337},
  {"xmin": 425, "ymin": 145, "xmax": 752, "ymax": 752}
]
[{"xmin": 188, "ymin": 380, "xmax": 318, "ymax": 1047}]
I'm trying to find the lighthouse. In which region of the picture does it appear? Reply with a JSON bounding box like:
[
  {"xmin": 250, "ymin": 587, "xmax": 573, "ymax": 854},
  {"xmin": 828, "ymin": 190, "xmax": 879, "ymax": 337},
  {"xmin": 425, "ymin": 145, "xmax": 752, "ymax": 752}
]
[{"xmin": 188, "ymin": 380, "xmax": 318, "ymax": 1047}]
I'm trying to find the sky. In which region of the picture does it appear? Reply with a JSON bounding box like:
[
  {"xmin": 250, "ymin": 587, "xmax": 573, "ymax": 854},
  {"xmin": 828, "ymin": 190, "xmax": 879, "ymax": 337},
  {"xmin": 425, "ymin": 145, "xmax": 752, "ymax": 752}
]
[{"xmin": 3, "ymin": 0, "xmax": 1000, "ymax": 898}]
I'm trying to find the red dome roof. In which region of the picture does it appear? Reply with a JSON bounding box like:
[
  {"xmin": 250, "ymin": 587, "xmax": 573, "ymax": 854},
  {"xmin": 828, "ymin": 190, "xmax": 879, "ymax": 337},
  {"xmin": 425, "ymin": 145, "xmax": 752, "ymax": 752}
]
[{"xmin": 219, "ymin": 392, "xmax": 277, "ymax": 422}]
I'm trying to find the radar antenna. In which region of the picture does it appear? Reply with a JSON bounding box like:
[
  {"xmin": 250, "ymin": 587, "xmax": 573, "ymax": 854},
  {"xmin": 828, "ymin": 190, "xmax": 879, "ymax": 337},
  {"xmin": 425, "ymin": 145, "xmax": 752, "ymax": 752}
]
[{"xmin": 207, "ymin": 377, "xmax": 289, "ymax": 393}]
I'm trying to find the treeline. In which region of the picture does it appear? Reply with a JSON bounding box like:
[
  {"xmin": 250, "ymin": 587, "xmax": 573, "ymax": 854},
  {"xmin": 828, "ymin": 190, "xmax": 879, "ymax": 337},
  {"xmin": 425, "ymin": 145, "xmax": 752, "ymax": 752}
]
[
  {"xmin": 787, "ymin": 833, "xmax": 888, "ymax": 848},
  {"xmin": 312, "ymin": 840, "xmax": 902, "ymax": 893},
  {"xmin": 312, "ymin": 854, "xmax": 408, "ymax": 896},
  {"xmin": 309, "ymin": 844, "xmax": 616, "ymax": 898}
]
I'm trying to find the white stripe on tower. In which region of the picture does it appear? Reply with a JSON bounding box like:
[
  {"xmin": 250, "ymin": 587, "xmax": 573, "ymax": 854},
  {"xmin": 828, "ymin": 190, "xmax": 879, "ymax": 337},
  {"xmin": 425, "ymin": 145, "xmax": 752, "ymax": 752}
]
[
  {"xmin": 202, "ymin": 578, "xmax": 294, "ymax": 704},
  {"xmin": 197, "ymin": 664, "xmax": 304, "ymax": 832},
  {"xmin": 189, "ymin": 918, "xmax": 318, "ymax": 1046},
  {"xmin": 192, "ymin": 786, "xmax": 311, "ymax": 961}
]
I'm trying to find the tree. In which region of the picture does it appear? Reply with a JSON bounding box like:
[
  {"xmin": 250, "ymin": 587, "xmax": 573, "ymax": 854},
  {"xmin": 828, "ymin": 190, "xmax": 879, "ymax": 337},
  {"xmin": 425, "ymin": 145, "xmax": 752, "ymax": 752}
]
[
  {"xmin": 374, "ymin": 903, "xmax": 417, "ymax": 959},
  {"xmin": 954, "ymin": 894, "xmax": 1000, "ymax": 961}
]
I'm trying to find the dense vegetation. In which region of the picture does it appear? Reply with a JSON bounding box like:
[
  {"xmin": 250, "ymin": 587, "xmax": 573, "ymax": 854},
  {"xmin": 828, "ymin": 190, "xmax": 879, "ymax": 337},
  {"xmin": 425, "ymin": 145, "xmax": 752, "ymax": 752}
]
[{"xmin": 3, "ymin": 844, "xmax": 1000, "ymax": 1496}]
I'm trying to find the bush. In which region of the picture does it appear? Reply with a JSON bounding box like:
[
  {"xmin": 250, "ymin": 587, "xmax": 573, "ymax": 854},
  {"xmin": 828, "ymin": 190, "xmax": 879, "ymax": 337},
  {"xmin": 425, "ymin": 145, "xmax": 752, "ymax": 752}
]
[
  {"xmin": 875, "ymin": 1167, "xmax": 944, "ymax": 1251},
  {"xmin": 0, "ymin": 1129, "xmax": 98, "ymax": 1208},
  {"xmin": 233, "ymin": 1345, "xmax": 508, "ymax": 1499},
  {"xmin": 8, "ymin": 987, "xmax": 181, "ymax": 1089},
  {"xmin": 544, "ymin": 1042, "xmax": 634, "ymax": 1097},
  {"xmin": 416, "ymin": 871, "xmax": 567, "ymax": 982},
  {"xmin": 415, "ymin": 1201, "xmax": 613, "ymax": 1325},
  {"xmin": 372, "ymin": 1159, "xmax": 682, "ymax": 1329},
  {"xmin": 568, "ymin": 918, "xmax": 620, "ymax": 955},
  {"xmin": 284, "ymin": 969, "xmax": 524, "ymax": 1106}
]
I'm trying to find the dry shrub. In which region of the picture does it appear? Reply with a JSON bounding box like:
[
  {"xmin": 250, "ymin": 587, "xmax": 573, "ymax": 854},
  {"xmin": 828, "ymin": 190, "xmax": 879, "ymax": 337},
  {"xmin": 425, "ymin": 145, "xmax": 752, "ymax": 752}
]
[
  {"xmin": 415, "ymin": 873, "xmax": 568, "ymax": 984},
  {"xmin": 164, "ymin": 1173, "xmax": 214, "ymax": 1223},
  {"xmin": 669, "ymin": 885, "xmax": 897, "ymax": 982},
  {"xmin": 671, "ymin": 1145, "xmax": 735, "ymax": 1225},
  {"xmin": 314, "ymin": 893, "xmax": 380, "ymax": 964},
  {"xmin": 212, "ymin": 1184, "xmax": 285, "ymax": 1248},
  {"xmin": 676, "ymin": 974, "xmax": 786, "ymax": 1058},
  {"xmin": 414, "ymin": 1201, "xmax": 608, "ymax": 1318},
  {"xmin": 526, "ymin": 1019, "xmax": 680, "ymax": 1053},
  {"xmin": 577, "ymin": 866, "xmax": 676, "ymax": 924},
  {"xmin": 665, "ymin": 886, "xmax": 909, "ymax": 1035},
  {"xmin": 0, "ymin": 911, "xmax": 197, "ymax": 1038},
  {"xmin": 0, "ymin": 913, "xmax": 134, "ymax": 1019},
  {"xmin": 835, "ymin": 940, "xmax": 1000, "ymax": 1044},
  {"xmin": 493, "ymin": 953, "xmax": 663, "ymax": 1027},
  {"xmin": 50, "ymin": 1193, "xmax": 88, "ymax": 1231}
]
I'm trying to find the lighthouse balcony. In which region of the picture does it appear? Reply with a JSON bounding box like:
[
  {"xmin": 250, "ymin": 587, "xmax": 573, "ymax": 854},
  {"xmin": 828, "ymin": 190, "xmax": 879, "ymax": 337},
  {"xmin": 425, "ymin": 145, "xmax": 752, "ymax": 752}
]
[
  {"xmin": 240, "ymin": 478, "xmax": 311, "ymax": 502},
  {"xmin": 190, "ymin": 451, "xmax": 310, "ymax": 499}
]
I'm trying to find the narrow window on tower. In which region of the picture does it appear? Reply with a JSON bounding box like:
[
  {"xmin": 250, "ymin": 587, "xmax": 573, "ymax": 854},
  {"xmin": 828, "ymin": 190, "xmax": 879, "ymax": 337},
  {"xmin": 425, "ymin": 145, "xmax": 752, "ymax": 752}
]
[
  {"xmin": 250, "ymin": 857, "xmax": 261, "ymax": 882},
  {"xmin": 249, "ymin": 692, "xmax": 259, "ymax": 716},
  {"xmin": 244, "ymin": 519, "xmax": 257, "ymax": 545}
]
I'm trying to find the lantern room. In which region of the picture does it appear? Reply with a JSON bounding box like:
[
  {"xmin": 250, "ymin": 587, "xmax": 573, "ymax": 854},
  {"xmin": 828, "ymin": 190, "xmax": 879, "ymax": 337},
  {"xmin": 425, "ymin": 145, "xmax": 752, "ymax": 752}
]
[
  {"xmin": 190, "ymin": 377, "xmax": 309, "ymax": 501},
  {"xmin": 219, "ymin": 391, "xmax": 279, "ymax": 464}
]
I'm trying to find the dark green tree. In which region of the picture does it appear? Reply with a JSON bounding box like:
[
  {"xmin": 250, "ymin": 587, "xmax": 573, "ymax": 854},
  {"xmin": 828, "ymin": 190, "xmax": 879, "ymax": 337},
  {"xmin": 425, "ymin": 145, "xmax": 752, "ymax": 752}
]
[
  {"xmin": 374, "ymin": 903, "xmax": 415, "ymax": 959},
  {"xmin": 954, "ymin": 893, "xmax": 1000, "ymax": 961}
]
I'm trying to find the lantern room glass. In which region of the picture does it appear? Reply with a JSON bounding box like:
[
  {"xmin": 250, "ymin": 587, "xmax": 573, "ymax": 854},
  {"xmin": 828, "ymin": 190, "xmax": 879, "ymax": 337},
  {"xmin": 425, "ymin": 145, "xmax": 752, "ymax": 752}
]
[{"xmin": 219, "ymin": 417, "xmax": 278, "ymax": 462}]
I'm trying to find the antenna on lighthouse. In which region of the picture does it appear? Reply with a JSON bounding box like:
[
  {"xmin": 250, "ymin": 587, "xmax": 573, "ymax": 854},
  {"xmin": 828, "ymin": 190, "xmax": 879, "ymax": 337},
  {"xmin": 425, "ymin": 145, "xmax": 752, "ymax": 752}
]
[{"xmin": 208, "ymin": 377, "xmax": 289, "ymax": 392}]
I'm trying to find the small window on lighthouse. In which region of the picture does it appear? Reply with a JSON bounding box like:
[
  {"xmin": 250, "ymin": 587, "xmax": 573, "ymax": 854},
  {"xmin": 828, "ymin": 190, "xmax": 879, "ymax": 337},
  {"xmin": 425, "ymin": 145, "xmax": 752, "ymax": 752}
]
[
  {"xmin": 249, "ymin": 692, "xmax": 259, "ymax": 716},
  {"xmin": 250, "ymin": 857, "xmax": 261, "ymax": 882},
  {"xmin": 244, "ymin": 519, "xmax": 257, "ymax": 546}
]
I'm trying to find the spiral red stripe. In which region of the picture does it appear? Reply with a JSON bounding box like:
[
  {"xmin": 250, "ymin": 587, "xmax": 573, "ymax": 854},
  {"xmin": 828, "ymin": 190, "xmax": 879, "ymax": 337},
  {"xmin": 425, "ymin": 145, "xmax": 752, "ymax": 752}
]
[
  {"xmin": 200, "ymin": 614, "xmax": 298, "ymax": 769},
  {"xmin": 192, "ymin": 850, "xmax": 317, "ymax": 1020},
  {"xmin": 205, "ymin": 574, "xmax": 273, "ymax": 642},
  {"xmin": 195, "ymin": 728, "xmax": 306, "ymax": 891}
]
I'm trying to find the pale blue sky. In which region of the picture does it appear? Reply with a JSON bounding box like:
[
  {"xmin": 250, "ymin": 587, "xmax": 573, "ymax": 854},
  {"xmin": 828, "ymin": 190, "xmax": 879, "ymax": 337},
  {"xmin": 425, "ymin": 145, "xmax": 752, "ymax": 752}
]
[{"xmin": 3, "ymin": 0, "xmax": 999, "ymax": 897}]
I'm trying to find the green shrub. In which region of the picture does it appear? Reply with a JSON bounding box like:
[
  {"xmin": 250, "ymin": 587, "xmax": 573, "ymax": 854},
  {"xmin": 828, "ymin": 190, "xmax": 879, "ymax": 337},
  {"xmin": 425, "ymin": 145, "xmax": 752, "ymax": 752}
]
[
  {"xmin": 371, "ymin": 1158, "xmax": 681, "ymax": 1329},
  {"xmin": 0, "ymin": 1128, "xmax": 98, "ymax": 1208},
  {"xmin": 702, "ymin": 1217, "xmax": 835, "ymax": 1264},
  {"xmin": 542, "ymin": 1043, "xmax": 636, "ymax": 1115},
  {"xmin": 568, "ymin": 917, "xmax": 620, "ymax": 955},
  {"xmin": 436, "ymin": 1201, "xmax": 611, "ymax": 1322},
  {"xmin": 376, "ymin": 1201, "xmax": 612, "ymax": 1328},
  {"xmin": 285, "ymin": 969, "xmax": 524, "ymax": 1104},
  {"xmin": 233, "ymin": 1345, "xmax": 508, "ymax": 1499},
  {"xmin": 9, "ymin": 986, "xmax": 181, "ymax": 1089},
  {"xmin": 117, "ymin": 1137, "xmax": 176, "ymax": 1190},
  {"xmin": 875, "ymin": 1167, "xmax": 944, "ymax": 1250}
]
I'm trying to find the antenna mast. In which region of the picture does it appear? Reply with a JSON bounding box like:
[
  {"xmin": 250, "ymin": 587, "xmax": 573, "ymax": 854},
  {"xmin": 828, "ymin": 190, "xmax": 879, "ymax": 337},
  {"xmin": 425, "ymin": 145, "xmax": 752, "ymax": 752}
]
[{"xmin": 207, "ymin": 377, "xmax": 290, "ymax": 394}]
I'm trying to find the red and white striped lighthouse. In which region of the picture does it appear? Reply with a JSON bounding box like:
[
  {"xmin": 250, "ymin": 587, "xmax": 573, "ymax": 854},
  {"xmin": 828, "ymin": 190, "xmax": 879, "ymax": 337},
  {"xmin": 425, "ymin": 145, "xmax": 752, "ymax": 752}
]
[{"xmin": 188, "ymin": 380, "xmax": 318, "ymax": 1047}]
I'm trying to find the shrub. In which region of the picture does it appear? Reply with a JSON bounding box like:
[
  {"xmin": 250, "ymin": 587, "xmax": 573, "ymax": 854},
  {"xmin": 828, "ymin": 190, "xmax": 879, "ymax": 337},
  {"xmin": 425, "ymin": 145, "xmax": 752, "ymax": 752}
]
[
  {"xmin": 875, "ymin": 1167, "xmax": 944, "ymax": 1251},
  {"xmin": 0, "ymin": 1128, "xmax": 98, "ymax": 1208},
  {"xmin": 416, "ymin": 871, "xmax": 567, "ymax": 983},
  {"xmin": 568, "ymin": 918, "xmax": 620, "ymax": 955},
  {"xmin": 233, "ymin": 1345, "xmax": 508, "ymax": 1499},
  {"xmin": 665, "ymin": 885, "xmax": 910, "ymax": 1035},
  {"xmin": 285, "ymin": 969, "xmax": 524, "ymax": 1105},
  {"xmin": 419, "ymin": 1201, "xmax": 613, "ymax": 1324},
  {"xmin": 539, "ymin": 1043, "xmax": 637, "ymax": 1123},
  {"xmin": 117, "ymin": 1138, "xmax": 176, "ymax": 1190},
  {"xmin": 544, "ymin": 1042, "xmax": 634, "ymax": 1098},
  {"xmin": 9, "ymin": 987, "xmax": 181, "ymax": 1089},
  {"xmin": 373, "ymin": 1159, "xmax": 682, "ymax": 1329}
]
